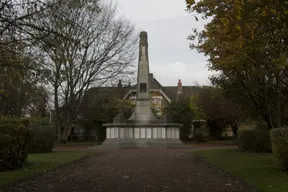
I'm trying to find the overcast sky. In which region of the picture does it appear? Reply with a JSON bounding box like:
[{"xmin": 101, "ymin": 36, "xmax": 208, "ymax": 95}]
[{"xmin": 115, "ymin": 0, "xmax": 215, "ymax": 86}]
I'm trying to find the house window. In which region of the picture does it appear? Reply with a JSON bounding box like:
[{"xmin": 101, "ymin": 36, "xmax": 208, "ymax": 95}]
[
  {"xmin": 140, "ymin": 83, "xmax": 147, "ymax": 92},
  {"xmin": 156, "ymin": 98, "xmax": 162, "ymax": 105}
]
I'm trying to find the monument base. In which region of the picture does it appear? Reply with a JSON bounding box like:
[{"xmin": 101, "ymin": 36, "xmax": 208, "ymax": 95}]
[
  {"xmin": 101, "ymin": 139, "xmax": 186, "ymax": 149},
  {"xmin": 101, "ymin": 123, "xmax": 185, "ymax": 149}
]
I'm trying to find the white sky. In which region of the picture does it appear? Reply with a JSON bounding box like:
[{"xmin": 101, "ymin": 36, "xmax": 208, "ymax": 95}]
[{"xmin": 115, "ymin": 0, "xmax": 215, "ymax": 86}]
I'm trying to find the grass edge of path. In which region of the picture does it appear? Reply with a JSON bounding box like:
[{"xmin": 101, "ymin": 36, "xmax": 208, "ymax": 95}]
[
  {"xmin": 0, "ymin": 151, "xmax": 95, "ymax": 188},
  {"xmin": 192, "ymin": 148, "xmax": 288, "ymax": 192}
]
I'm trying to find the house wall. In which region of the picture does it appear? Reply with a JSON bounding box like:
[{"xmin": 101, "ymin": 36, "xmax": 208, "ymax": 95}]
[
  {"xmin": 221, "ymin": 126, "xmax": 234, "ymax": 137},
  {"xmin": 127, "ymin": 90, "xmax": 170, "ymax": 116}
]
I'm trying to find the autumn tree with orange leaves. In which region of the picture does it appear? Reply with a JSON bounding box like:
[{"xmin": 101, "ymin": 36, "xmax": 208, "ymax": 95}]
[{"xmin": 186, "ymin": 0, "xmax": 288, "ymax": 129}]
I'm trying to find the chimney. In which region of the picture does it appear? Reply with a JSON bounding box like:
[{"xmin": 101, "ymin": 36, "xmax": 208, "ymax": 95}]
[
  {"xmin": 177, "ymin": 79, "xmax": 182, "ymax": 93},
  {"xmin": 117, "ymin": 80, "xmax": 122, "ymax": 87}
]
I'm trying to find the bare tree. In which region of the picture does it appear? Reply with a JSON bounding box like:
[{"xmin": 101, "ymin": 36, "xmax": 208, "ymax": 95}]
[
  {"xmin": 0, "ymin": 0, "xmax": 66, "ymax": 73},
  {"xmin": 32, "ymin": 0, "xmax": 137, "ymax": 142},
  {"xmin": 0, "ymin": 0, "xmax": 58, "ymax": 40}
]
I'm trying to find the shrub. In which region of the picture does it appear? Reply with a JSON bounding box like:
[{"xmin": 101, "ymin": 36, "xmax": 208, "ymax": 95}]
[
  {"xmin": 0, "ymin": 116, "xmax": 28, "ymax": 126},
  {"xmin": 194, "ymin": 130, "xmax": 205, "ymax": 143},
  {"xmin": 270, "ymin": 128, "xmax": 288, "ymax": 171},
  {"xmin": 0, "ymin": 116, "xmax": 50, "ymax": 126},
  {"xmin": 28, "ymin": 124, "xmax": 56, "ymax": 154},
  {"xmin": 0, "ymin": 116, "xmax": 56, "ymax": 154},
  {"xmin": 237, "ymin": 129, "xmax": 271, "ymax": 153},
  {"xmin": 0, "ymin": 124, "xmax": 33, "ymax": 171}
]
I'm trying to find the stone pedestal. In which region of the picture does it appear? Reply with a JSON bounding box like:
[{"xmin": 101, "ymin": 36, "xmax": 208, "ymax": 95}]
[{"xmin": 102, "ymin": 123, "xmax": 185, "ymax": 149}]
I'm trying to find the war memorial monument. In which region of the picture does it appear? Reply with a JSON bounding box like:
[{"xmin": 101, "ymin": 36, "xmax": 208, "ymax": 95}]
[{"xmin": 102, "ymin": 31, "xmax": 184, "ymax": 149}]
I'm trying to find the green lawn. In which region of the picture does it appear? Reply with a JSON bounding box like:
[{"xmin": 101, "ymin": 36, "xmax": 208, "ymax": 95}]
[
  {"xmin": 193, "ymin": 149, "xmax": 288, "ymax": 192},
  {"xmin": 0, "ymin": 151, "xmax": 93, "ymax": 186}
]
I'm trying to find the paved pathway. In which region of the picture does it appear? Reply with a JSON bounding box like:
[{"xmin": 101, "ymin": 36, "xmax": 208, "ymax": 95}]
[{"xmin": 1, "ymin": 148, "xmax": 256, "ymax": 192}]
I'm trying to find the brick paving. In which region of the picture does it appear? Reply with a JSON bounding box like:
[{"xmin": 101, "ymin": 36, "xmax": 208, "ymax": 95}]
[{"xmin": 1, "ymin": 148, "xmax": 257, "ymax": 192}]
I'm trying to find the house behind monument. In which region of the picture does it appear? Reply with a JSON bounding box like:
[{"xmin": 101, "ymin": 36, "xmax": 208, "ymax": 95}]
[{"xmin": 71, "ymin": 74, "xmax": 208, "ymax": 140}]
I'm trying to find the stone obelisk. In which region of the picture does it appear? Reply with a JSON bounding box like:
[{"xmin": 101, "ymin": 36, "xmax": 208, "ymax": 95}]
[
  {"xmin": 129, "ymin": 31, "xmax": 157, "ymax": 122},
  {"xmin": 101, "ymin": 31, "xmax": 184, "ymax": 149}
]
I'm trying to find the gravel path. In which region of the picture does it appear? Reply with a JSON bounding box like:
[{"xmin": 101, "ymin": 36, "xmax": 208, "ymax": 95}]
[{"xmin": 1, "ymin": 148, "xmax": 257, "ymax": 192}]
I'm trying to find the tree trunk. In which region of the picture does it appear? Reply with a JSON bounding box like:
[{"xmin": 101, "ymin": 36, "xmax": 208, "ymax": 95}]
[
  {"xmin": 275, "ymin": 73, "xmax": 282, "ymax": 128},
  {"xmin": 230, "ymin": 124, "xmax": 238, "ymax": 137},
  {"xmin": 54, "ymin": 81, "xmax": 62, "ymax": 142},
  {"xmin": 60, "ymin": 116, "xmax": 74, "ymax": 142}
]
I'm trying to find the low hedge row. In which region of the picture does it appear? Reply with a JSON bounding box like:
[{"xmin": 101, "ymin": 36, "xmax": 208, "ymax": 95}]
[
  {"xmin": 0, "ymin": 116, "xmax": 56, "ymax": 155},
  {"xmin": 193, "ymin": 130, "xmax": 206, "ymax": 143},
  {"xmin": 0, "ymin": 124, "xmax": 33, "ymax": 171},
  {"xmin": 0, "ymin": 116, "xmax": 50, "ymax": 126},
  {"xmin": 270, "ymin": 128, "xmax": 288, "ymax": 171},
  {"xmin": 237, "ymin": 129, "xmax": 272, "ymax": 153}
]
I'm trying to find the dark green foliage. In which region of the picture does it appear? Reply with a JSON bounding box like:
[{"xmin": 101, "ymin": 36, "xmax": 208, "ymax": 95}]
[
  {"xmin": 196, "ymin": 86, "xmax": 241, "ymax": 139},
  {"xmin": 254, "ymin": 121, "xmax": 269, "ymax": 130},
  {"xmin": 165, "ymin": 98, "xmax": 193, "ymax": 141},
  {"xmin": 193, "ymin": 130, "xmax": 205, "ymax": 143},
  {"xmin": 0, "ymin": 124, "xmax": 33, "ymax": 171},
  {"xmin": 0, "ymin": 116, "xmax": 55, "ymax": 154},
  {"xmin": 270, "ymin": 128, "xmax": 288, "ymax": 171},
  {"xmin": 206, "ymin": 119, "xmax": 225, "ymax": 140},
  {"xmin": 79, "ymin": 96, "xmax": 135, "ymax": 142},
  {"xmin": 28, "ymin": 124, "xmax": 56, "ymax": 154},
  {"xmin": 237, "ymin": 130, "xmax": 272, "ymax": 153},
  {"xmin": 0, "ymin": 116, "xmax": 50, "ymax": 126}
]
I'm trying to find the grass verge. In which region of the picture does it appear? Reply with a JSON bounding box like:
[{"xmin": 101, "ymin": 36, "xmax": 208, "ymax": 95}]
[
  {"xmin": 193, "ymin": 149, "xmax": 288, "ymax": 192},
  {"xmin": 0, "ymin": 151, "xmax": 93, "ymax": 186}
]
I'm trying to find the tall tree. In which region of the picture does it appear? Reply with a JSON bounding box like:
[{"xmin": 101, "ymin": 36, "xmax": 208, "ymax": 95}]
[
  {"xmin": 0, "ymin": 39, "xmax": 44, "ymax": 116},
  {"xmin": 0, "ymin": 0, "xmax": 61, "ymax": 44},
  {"xmin": 79, "ymin": 94, "xmax": 135, "ymax": 142},
  {"xmin": 196, "ymin": 86, "xmax": 242, "ymax": 137},
  {"xmin": 27, "ymin": 85, "xmax": 49, "ymax": 117},
  {"xmin": 186, "ymin": 0, "xmax": 288, "ymax": 129},
  {"xmin": 32, "ymin": 0, "xmax": 137, "ymax": 142},
  {"xmin": 165, "ymin": 98, "xmax": 194, "ymax": 141}
]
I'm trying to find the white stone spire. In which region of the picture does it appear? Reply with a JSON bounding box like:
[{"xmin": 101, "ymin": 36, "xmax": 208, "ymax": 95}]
[{"xmin": 128, "ymin": 31, "xmax": 157, "ymax": 122}]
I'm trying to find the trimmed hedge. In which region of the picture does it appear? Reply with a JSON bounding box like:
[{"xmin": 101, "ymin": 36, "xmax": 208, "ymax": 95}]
[
  {"xmin": 237, "ymin": 129, "xmax": 272, "ymax": 153},
  {"xmin": 0, "ymin": 116, "xmax": 56, "ymax": 154},
  {"xmin": 0, "ymin": 124, "xmax": 33, "ymax": 171},
  {"xmin": 28, "ymin": 124, "xmax": 56, "ymax": 154},
  {"xmin": 0, "ymin": 116, "xmax": 50, "ymax": 127},
  {"xmin": 270, "ymin": 128, "xmax": 288, "ymax": 171}
]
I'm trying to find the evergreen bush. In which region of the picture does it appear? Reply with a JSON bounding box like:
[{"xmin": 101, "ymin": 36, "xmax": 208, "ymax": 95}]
[
  {"xmin": 0, "ymin": 124, "xmax": 32, "ymax": 171},
  {"xmin": 270, "ymin": 128, "xmax": 288, "ymax": 171},
  {"xmin": 194, "ymin": 130, "xmax": 205, "ymax": 143},
  {"xmin": 0, "ymin": 116, "xmax": 56, "ymax": 154},
  {"xmin": 238, "ymin": 129, "xmax": 271, "ymax": 153}
]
